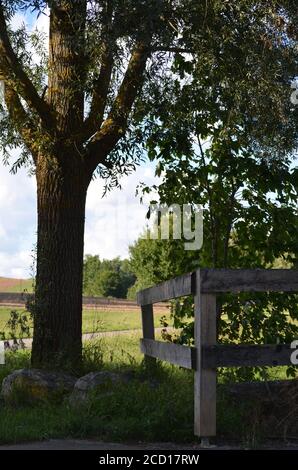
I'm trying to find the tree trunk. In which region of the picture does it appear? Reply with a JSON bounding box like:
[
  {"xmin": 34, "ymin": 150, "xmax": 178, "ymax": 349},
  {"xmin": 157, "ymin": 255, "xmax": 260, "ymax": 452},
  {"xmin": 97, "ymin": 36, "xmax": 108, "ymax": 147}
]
[{"xmin": 31, "ymin": 155, "xmax": 88, "ymax": 370}]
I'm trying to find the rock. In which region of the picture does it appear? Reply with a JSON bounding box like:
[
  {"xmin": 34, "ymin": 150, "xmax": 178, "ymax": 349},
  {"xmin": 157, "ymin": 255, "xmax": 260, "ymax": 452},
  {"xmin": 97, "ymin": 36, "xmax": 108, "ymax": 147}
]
[
  {"xmin": 69, "ymin": 371, "xmax": 127, "ymax": 406},
  {"xmin": 1, "ymin": 369, "xmax": 76, "ymax": 404}
]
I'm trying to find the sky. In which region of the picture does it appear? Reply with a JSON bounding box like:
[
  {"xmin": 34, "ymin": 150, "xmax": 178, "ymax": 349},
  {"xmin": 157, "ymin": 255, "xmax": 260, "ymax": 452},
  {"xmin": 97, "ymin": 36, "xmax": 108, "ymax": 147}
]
[
  {"xmin": 0, "ymin": 9, "xmax": 159, "ymax": 279},
  {"xmin": 0, "ymin": 160, "xmax": 158, "ymax": 279}
]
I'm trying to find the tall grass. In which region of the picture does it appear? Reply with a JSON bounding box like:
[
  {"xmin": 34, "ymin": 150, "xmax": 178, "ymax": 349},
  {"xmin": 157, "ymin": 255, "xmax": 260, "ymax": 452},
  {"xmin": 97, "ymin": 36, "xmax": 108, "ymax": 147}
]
[{"xmin": 0, "ymin": 334, "xmax": 296, "ymax": 446}]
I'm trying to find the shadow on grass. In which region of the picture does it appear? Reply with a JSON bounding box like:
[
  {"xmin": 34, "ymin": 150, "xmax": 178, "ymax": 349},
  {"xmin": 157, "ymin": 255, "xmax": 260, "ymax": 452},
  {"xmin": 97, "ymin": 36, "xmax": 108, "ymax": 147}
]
[{"xmin": 0, "ymin": 341, "xmax": 297, "ymax": 447}]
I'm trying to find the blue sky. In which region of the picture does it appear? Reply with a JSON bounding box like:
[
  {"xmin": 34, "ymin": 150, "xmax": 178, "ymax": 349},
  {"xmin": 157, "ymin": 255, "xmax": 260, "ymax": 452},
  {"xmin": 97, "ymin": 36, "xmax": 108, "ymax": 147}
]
[{"xmin": 0, "ymin": 10, "xmax": 159, "ymax": 278}]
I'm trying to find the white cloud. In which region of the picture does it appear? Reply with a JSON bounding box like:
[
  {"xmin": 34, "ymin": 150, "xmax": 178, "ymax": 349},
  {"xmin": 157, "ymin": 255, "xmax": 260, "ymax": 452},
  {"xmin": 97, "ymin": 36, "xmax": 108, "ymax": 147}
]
[
  {"xmin": 34, "ymin": 10, "xmax": 50, "ymax": 37},
  {"xmin": 11, "ymin": 12, "xmax": 27, "ymax": 31},
  {"xmin": 11, "ymin": 8, "xmax": 50, "ymax": 36},
  {"xmin": 0, "ymin": 250, "xmax": 33, "ymax": 279},
  {"xmin": 0, "ymin": 159, "xmax": 158, "ymax": 278},
  {"xmin": 85, "ymin": 165, "xmax": 158, "ymax": 260},
  {"xmin": 0, "ymin": 161, "xmax": 37, "ymax": 278}
]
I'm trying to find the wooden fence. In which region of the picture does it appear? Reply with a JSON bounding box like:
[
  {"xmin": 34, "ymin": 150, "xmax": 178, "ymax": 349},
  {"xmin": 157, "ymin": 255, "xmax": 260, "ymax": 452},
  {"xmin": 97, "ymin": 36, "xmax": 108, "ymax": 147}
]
[{"xmin": 137, "ymin": 268, "xmax": 298, "ymax": 439}]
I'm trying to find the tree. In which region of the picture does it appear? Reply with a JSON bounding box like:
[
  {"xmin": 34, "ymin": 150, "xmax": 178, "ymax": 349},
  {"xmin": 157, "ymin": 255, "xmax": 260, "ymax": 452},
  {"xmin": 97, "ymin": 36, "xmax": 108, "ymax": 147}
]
[
  {"xmin": 112, "ymin": 258, "xmax": 136, "ymax": 298},
  {"xmin": 0, "ymin": 0, "xmax": 297, "ymax": 367},
  {"xmin": 83, "ymin": 255, "xmax": 101, "ymax": 296},
  {"xmin": 0, "ymin": 0, "xmax": 178, "ymax": 367},
  {"xmin": 131, "ymin": 1, "xmax": 298, "ymax": 378},
  {"xmin": 131, "ymin": 146, "xmax": 298, "ymax": 380},
  {"xmin": 83, "ymin": 255, "xmax": 135, "ymax": 298},
  {"xmin": 127, "ymin": 223, "xmax": 195, "ymax": 299}
]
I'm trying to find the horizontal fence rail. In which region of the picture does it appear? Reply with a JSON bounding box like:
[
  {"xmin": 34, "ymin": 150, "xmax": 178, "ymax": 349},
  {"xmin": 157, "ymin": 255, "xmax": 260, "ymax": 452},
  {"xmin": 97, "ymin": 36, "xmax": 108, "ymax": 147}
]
[
  {"xmin": 137, "ymin": 269, "xmax": 298, "ymax": 305},
  {"xmin": 140, "ymin": 342, "xmax": 294, "ymax": 369},
  {"xmin": 136, "ymin": 272, "xmax": 193, "ymax": 305},
  {"xmin": 200, "ymin": 268, "xmax": 298, "ymax": 293},
  {"xmin": 140, "ymin": 339, "xmax": 195, "ymax": 370},
  {"xmin": 137, "ymin": 268, "xmax": 298, "ymax": 441},
  {"xmin": 202, "ymin": 344, "xmax": 294, "ymax": 368}
]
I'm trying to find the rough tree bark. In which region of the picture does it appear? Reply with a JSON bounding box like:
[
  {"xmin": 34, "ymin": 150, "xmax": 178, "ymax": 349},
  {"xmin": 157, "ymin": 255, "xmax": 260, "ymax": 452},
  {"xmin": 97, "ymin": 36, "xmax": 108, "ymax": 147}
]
[
  {"xmin": 31, "ymin": 153, "xmax": 89, "ymax": 368},
  {"xmin": 29, "ymin": 2, "xmax": 87, "ymax": 368}
]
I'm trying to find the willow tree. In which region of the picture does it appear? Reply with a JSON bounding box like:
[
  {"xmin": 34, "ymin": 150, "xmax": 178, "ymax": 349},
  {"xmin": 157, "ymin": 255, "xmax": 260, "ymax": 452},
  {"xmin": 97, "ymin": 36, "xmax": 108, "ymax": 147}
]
[
  {"xmin": 0, "ymin": 0, "xmax": 178, "ymax": 368},
  {"xmin": 0, "ymin": 0, "xmax": 296, "ymax": 368}
]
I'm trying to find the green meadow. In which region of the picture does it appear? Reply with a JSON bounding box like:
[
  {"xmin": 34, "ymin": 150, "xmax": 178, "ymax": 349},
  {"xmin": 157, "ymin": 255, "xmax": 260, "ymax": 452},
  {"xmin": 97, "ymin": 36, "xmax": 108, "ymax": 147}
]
[{"xmin": 0, "ymin": 306, "xmax": 171, "ymax": 338}]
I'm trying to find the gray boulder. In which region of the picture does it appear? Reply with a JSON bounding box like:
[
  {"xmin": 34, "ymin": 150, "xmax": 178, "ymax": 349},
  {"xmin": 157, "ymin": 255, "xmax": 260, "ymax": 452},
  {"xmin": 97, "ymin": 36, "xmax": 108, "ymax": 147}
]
[
  {"xmin": 1, "ymin": 368, "xmax": 76, "ymax": 404},
  {"xmin": 69, "ymin": 371, "xmax": 127, "ymax": 405}
]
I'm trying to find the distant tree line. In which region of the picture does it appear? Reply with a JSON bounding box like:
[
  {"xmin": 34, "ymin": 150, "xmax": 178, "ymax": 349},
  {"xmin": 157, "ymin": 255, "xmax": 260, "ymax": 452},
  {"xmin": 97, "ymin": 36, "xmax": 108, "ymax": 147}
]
[{"xmin": 83, "ymin": 255, "xmax": 136, "ymax": 299}]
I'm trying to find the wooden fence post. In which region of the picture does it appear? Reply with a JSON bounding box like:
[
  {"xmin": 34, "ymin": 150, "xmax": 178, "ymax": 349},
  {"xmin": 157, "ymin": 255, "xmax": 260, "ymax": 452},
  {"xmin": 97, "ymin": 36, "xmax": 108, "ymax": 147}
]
[
  {"xmin": 141, "ymin": 304, "xmax": 156, "ymax": 367},
  {"xmin": 194, "ymin": 269, "xmax": 217, "ymax": 438}
]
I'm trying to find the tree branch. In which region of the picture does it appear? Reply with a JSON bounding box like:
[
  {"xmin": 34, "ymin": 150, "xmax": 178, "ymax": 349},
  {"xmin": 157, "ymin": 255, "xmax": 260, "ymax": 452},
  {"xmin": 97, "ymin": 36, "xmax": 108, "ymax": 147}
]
[
  {"xmin": 85, "ymin": 41, "xmax": 150, "ymax": 174},
  {"xmin": 81, "ymin": 2, "xmax": 114, "ymax": 142},
  {"xmin": 223, "ymin": 183, "xmax": 239, "ymax": 268},
  {"xmin": 3, "ymin": 83, "xmax": 39, "ymax": 162},
  {"xmin": 82, "ymin": 49, "xmax": 113, "ymax": 142},
  {"xmin": 0, "ymin": 3, "xmax": 54, "ymax": 132}
]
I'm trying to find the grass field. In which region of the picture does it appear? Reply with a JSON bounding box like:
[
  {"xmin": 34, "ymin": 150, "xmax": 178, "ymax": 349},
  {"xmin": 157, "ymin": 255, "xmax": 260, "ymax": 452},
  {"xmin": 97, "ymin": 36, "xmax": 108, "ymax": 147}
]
[
  {"xmin": 0, "ymin": 334, "xmax": 296, "ymax": 446},
  {"xmin": 0, "ymin": 306, "xmax": 171, "ymax": 338},
  {"xmin": 0, "ymin": 338, "xmax": 196, "ymax": 444},
  {"xmin": 0, "ymin": 277, "xmax": 33, "ymax": 293},
  {"xmin": 0, "ymin": 293, "xmax": 296, "ymax": 446},
  {"xmin": 0, "ymin": 335, "xmax": 238, "ymax": 444}
]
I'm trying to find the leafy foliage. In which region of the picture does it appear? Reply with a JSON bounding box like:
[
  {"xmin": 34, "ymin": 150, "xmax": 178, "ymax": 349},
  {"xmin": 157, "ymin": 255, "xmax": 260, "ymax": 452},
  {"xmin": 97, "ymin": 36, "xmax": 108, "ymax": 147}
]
[
  {"xmin": 127, "ymin": 1, "xmax": 298, "ymax": 381},
  {"xmin": 83, "ymin": 255, "xmax": 135, "ymax": 298}
]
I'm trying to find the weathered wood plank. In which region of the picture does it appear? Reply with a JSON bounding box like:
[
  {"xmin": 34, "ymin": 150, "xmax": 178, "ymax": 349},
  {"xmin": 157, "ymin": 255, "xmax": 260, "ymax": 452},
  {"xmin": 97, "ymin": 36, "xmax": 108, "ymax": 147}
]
[
  {"xmin": 200, "ymin": 269, "xmax": 298, "ymax": 293},
  {"xmin": 194, "ymin": 270, "xmax": 217, "ymax": 438},
  {"xmin": 140, "ymin": 339, "xmax": 195, "ymax": 369},
  {"xmin": 140, "ymin": 342, "xmax": 295, "ymax": 369},
  {"xmin": 137, "ymin": 269, "xmax": 298, "ymax": 305},
  {"xmin": 137, "ymin": 272, "xmax": 193, "ymax": 305},
  {"xmin": 202, "ymin": 344, "xmax": 294, "ymax": 368},
  {"xmin": 141, "ymin": 304, "xmax": 156, "ymax": 368},
  {"xmin": 141, "ymin": 304, "xmax": 155, "ymax": 340}
]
